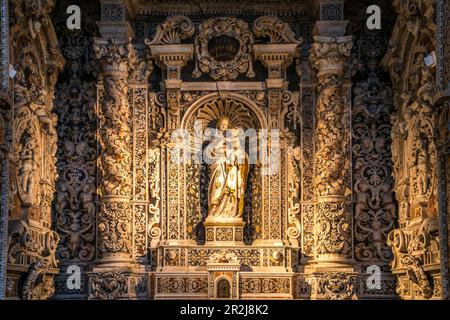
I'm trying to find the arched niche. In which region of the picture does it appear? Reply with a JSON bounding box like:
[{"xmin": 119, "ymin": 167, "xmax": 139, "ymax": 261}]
[
  {"xmin": 176, "ymin": 92, "xmax": 267, "ymax": 244},
  {"xmin": 215, "ymin": 276, "xmax": 232, "ymax": 299}
]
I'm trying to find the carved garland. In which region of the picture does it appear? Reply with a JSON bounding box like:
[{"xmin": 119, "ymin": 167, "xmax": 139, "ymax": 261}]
[{"xmin": 192, "ymin": 17, "xmax": 255, "ymax": 81}]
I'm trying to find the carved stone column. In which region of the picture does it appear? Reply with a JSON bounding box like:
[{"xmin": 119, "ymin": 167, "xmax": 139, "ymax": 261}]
[
  {"xmin": 93, "ymin": 25, "xmax": 135, "ymax": 265},
  {"xmin": 94, "ymin": 38, "xmax": 135, "ymax": 264},
  {"xmin": 307, "ymin": 1, "xmax": 356, "ymax": 280},
  {"xmin": 88, "ymin": 1, "xmax": 150, "ymax": 301},
  {"xmin": 311, "ymin": 37, "xmax": 353, "ymax": 267},
  {"xmin": 299, "ymin": 0, "xmax": 358, "ymax": 300}
]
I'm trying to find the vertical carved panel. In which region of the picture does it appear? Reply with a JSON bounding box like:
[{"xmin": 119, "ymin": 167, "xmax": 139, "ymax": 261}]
[
  {"xmin": 251, "ymin": 163, "xmax": 263, "ymax": 240},
  {"xmin": 166, "ymin": 145, "xmax": 179, "ymax": 241},
  {"xmin": 262, "ymin": 167, "xmax": 270, "ymax": 240},
  {"xmin": 185, "ymin": 161, "xmax": 202, "ymax": 241},
  {"xmin": 352, "ymin": 78, "xmax": 395, "ymax": 262},
  {"xmin": 0, "ymin": 0, "xmax": 8, "ymax": 295},
  {"xmin": 148, "ymin": 92, "xmax": 164, "ymax": 246},
  {"xmin": 286, "ymin": 146, "xmax": 300, "ymax": 245},
  {"xmin": 132, "ymin": 87, "xmax": 148, "ymax": 201},
  {"xmin": 0, "ymin": 101, "xmax": 11, "ymax": 299},
  {"xmin": 269, "ymin": 143, "xmax": 281, "ymax": 240},
  {"xmin": 0, "ymin": 0, "xmax": 8, "ymax": 91},
  {"xmin": 382, "ymin": 0, "xmax": 445, "ymax": 299},
  {"xmin": 148, "ymin": 147, "xmax": 162, "ymax": 246},
  {"xmin": 445, "ymin": 1, "xmax": 450, "ymax": 87},
  {"xmin": 348, "ymin": 0, "xmax": 396, "ymax": 264},
  {"xmin": 54, "ymin": 20, "xmax": 99, "ymax": 262},
  {"xmin": 300, "ymin": 85, "xmax": 315, "ymax": 259},
  {"xmin": 132, "ymin": 86, "xmax": 148, "ymax": 258},
  {"xmin": 437, "ymin": 0, "xmax": 450, "ymax": 90},
  {"xmin": 180, "ymin": 161, "xmax": 186, "ymax": 240}
]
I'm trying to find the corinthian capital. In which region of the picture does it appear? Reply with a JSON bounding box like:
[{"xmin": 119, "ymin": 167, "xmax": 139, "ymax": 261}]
[
  {"xmin": 93, "ymin": 38, "xmax": 137, "ymax": 75},
  {"xmin": 310, "ymin": 36, "xmax": 353, "ymax": 77}
]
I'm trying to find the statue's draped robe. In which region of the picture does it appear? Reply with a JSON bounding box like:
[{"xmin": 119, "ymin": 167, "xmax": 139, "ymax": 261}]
[{"xmin": 207, "ymin": 132, "xmax": 249, "ymax": 219}]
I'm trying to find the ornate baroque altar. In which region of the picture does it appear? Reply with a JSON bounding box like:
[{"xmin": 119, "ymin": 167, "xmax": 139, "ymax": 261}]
[{"xmin": 1, "ymin": 0, "xmax": 449, "ymax": 301}]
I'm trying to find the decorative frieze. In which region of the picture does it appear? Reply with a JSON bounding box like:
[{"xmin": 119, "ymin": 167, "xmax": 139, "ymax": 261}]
[
  {"xmin": 156, "ymin": 276, "xmax": 208, "ymax": 295},
  {"xmin": 240, "ymin": 277, "xmax": 291, "ymax": 295},
  {"xmin": 157, "ymin": 246, "xmax": 298, "ymax": 271}
]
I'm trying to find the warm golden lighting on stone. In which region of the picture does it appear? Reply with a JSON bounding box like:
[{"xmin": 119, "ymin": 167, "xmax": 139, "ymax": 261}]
[{"xmin": 0, "ymin": 0, "xmax": 448, "ymax": 301}]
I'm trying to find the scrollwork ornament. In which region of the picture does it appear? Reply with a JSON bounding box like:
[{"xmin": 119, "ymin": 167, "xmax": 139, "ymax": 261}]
[
  {"xmin": 401, "ymin": 254, "xmax": 433, "ymax": 299},
  {"xmin": 91, "ymin": 272, "xmax": 127, "ymax": 300},
  {"xmin": 97, "ymin": 201, "xmax": 132, "ymax": 257},
  {"xmin": 253, "ymin": 16, "xmax": 302, "ymax": 44},
  {"xmin": 148, "ymin": 148, "xmax": 161, "ymax": 244},
  {"xmin": 192, "ymin": 17, "xmax": 255, "ymax": 80},
  {"xmin": 310, "ymin": 36, "xmax": 353, "ymax": 78},
  {"xmin": 22, "ymin": 257, "xmax": 56, "ymax": 300},
  {"xmin": 287, "ymin": 147, "xmax": 301, "ymax": 242},
  {"xmin": 316, "ymin": 201, "xmax": 352, "ymax": 257},
  {"xmin": 352, "ymin": 72, "xmax": 396, "ymax": 262},
  {"xmin": 145, "ymin": 15, "xmax": 195, "ymax": 45},
  {"xmin": 319, "ymin": 273, "xmax": 355, "ymax": 300}
]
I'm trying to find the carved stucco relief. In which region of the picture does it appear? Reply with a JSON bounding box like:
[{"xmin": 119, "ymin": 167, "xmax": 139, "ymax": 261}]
[
  {"xmin": 383, "ymin": 0, "xmax": 448, "ymax": 299},
  {"xmin": 5, "ymin": 0, "xmax": 65, "ymax": 300}
]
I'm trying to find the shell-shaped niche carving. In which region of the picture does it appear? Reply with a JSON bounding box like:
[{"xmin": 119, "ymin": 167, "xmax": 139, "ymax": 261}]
[{"xmin": 188, "ymin": 98, "xmax": 259, "ymax": 132}]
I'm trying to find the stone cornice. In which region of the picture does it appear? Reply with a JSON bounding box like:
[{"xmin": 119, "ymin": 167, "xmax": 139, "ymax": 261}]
[
  {"xmin": 130, "ymin": 0, "xmax": 315, "ymax": 17},
  {"xmin": 253, "ymin": 44, "xmax": 300, "ymax": 77},
  {"xmin": 148, "ymin": 44, "xmax": 194, "ymax": 67}
]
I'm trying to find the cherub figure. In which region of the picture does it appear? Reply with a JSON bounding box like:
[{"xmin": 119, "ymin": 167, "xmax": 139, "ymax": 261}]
[
  {"xmin": 56, "ymin": 182, "xmax": 70, "ymax": 214},
  {"xmin": 18, "ymin": 131, "xmax": 36, "ymax": 200},
  {"xmin": 58, "ymin": 212, "xmax": 92, "ymax": 258},
  {"xmin": 80, "ymin": 184, "xmax": 96, "ymax": 217},
  {"xmin": 415, "ymin": 132, "xmax": 431, "ymax": 195}
]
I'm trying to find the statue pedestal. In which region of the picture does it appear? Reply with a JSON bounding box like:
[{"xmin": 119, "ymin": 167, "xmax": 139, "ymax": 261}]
[{"xmin": 204, "ymin": 218, "xmax": 245, "ymax": 246}]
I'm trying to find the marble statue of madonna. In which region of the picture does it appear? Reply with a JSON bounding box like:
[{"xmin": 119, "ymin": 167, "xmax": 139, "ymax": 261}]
[{"xmin": 206, "ymin": 116, "xmax": 249, "ymax": 221}]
